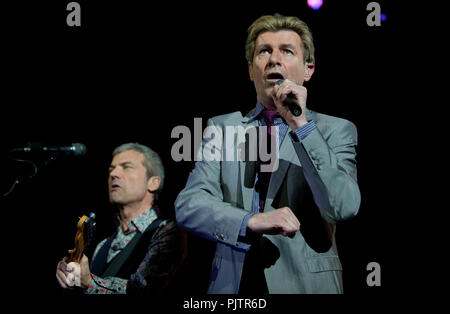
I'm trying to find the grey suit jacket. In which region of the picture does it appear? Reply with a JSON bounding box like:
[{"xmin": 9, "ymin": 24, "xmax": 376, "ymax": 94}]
[{"xmin": 175, "ymin": 108, "xmax": 360, "ymax": 294}]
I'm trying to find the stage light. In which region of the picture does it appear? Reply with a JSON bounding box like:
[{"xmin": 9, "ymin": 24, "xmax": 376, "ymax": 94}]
[
  {"xmin": 307, "ymin": 0, "xmax": 323, "ymax": 10},
  {"xmin": 380, "ymin": 13, "xmax": 387, "ymax": 21}
]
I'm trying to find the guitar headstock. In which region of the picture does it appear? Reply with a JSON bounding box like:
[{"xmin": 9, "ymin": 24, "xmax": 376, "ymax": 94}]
[
  {"xmin": 67, "ymin": 212, "xmax": 96, "ymax": 263},
  {"xmin": 83, "ymin": 212, "xmax": 96, "ymax": 248}
]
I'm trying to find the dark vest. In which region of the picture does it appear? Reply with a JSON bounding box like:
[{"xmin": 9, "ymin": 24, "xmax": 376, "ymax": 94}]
[{"xmin": 90, "ymin": 218, "xmax": 162, "ymax": 280}]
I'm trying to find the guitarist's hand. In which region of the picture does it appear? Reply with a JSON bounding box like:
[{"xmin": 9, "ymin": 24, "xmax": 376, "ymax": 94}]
[{"xmin": 56, "ymin": 254, "xmax": 91, "ymax": 290}]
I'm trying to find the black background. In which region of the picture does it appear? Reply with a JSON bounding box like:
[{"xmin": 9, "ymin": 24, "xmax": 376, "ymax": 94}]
[{"xmin": 1, "ymin": 0, "xmax": 435, "ymax": 309}]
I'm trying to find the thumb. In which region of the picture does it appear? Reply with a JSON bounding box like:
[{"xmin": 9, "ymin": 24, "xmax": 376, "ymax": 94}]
[{"xmin": 66, "ymin": 262, "xmax": 78, "ymax": 272}]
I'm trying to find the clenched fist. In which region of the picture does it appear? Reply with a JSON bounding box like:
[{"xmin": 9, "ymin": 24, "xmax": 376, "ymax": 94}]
[{"xmin": 247, "ymin": 207, "xmax": 300, "ymax": 238}]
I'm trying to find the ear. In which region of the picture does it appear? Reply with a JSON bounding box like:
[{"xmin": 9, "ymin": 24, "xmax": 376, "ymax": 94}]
[
  {"xmin": 248, "ymin": 61, "xmax": 254, "ymax": 82},
  {"xmin": 147, "ymin": 176, "xmax": 161, "ymax": 193},
  {"xmin": 304, "ymin": 63, "xmax": 315, "ymax": 82}
]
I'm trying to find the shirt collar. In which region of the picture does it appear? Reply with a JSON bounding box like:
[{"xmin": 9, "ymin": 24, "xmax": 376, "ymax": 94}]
[
  {"xmin": 116, "ymin": 207, "xmax": 158, "ymax": 234},
  {"xmin": 250, "ymin": 102, "xmax": 286, "ymax": 126},
  {"xmin": 248, "ymin": 102, "xmax": 267, "ymax": 122}
]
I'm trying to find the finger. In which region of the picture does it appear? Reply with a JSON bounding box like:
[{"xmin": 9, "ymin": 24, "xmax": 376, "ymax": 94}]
[
  {"xmin": 276, "ymin": 80, "xmax": 295, "ymax": 100},
  {"xmin": 279, "ymin": 208, "xmax": 300, "ymax": 233},
  {"xmin": 58, "ymin": 261, "xmax": 70, "ymax": 276},
  {"xmin": 282, "ymin": 207, "xmax": 300, "ymax": 228},
  {"xmin": 278, "ymin": 213, "xmax": 295, "ymax": 231},
  {"xmin": 80, "ymin": 254, "xmax": 90, "ymax": 270},
  {"xmin": 272, "ymin": 86, "xmax": 282, "ymax": 105},
  {"xmin": 282, "ymin": 218, "xmax": 299, "ymax": 237},
  {"xmin": 287, "ymin": 232, "xmax": 297, "ymax": 239},
  {"xmin": 66, "ymin": 273, "xmax": 75, "ymax": 287},
  {"xmin": 282, "ymin": 220, "xmax": 299, "ymax": 235},
  {"xmin": 288, "ymin": 215, "xmax": 300, "ymax": 232},
  {"xmin": 272, "ymin": 216, "xmax": 296, "ymax": 236},
  {"xmin": 67, "ymin": 262, "xmax": 81, "ymax": 274},
  {"xmin": 56, "ymin": 276, "xmax": 68, "ymax": 289},
  {"xmin": 274, "ymin": 79, "xmax": 287, "ymax": 100},
  {"xmin": 66, "ymin": 261, "xmax": 82, "ymax": 278},
  {"xmin": 273, "ymin": 100, "xmax": 286, "ymax": 114},
  {"xmin": 280, "ymin": 228, "xmax": 296, "ymax": 238},
  {"xmin": 276, "ymin": 84, "xmax": 287, "ymax": 100},
  {"xmin": 272, "ymin": 83, "xmax": 280, "ymax": 95},
  {"xmin": 56, "ymin": 271, "xmax": 68, "ymax": 289},
  {"xmin": 58, "ymin": 259, "xmax": 67, "ymax": 269},
  {"xmin": 81, "ymin": 254, "xmax": 89, "ymax": 264},
  {"xmin": 286, "ymin": 210, "xmax": 300, "ymax": 230}
]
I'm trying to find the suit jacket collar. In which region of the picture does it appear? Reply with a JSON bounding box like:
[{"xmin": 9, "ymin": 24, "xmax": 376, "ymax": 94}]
[{"xmin": 239, "ymin": 108, "xmax": 259, "ymax": 211}]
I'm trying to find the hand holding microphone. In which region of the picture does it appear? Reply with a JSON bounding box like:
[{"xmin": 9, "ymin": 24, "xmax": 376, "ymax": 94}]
[
  {"xmin": 272, "ymin": 79, "xmax": 308, "ymax": 130},
  {"xmin": 276, "ymin": 79, "xmax": 302, "ymax": 116}
]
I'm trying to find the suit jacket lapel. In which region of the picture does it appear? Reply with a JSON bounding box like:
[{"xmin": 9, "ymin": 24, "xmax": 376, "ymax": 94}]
[
  {"xmin": 239, "ymin": 109, "xmax": 259, "ymax": 211},
  {"xmin": 264, "ymin": 128, "xmax": 296, "ymax": 211},
  {"xmin": 238, "ymin": 108, "xmax": 316, "ymax": 211},
  {"xmin": 265, "ymin": 108, "xmax": 316, "ymax": 211}
]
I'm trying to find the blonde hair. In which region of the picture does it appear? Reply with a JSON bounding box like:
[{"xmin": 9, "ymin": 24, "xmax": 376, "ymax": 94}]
[{"xmin": 245, "ymin": 13, "xmax": 315, "ymax": 64}]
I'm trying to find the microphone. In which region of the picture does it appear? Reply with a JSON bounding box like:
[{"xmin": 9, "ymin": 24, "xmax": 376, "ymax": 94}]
[
  {"xmin": 276, "ymin": 79, "xmax": 302, "ymax": 117},
  {"xmin": 9, "ymin": 143, "xmax": 87, "ymax": 156}
]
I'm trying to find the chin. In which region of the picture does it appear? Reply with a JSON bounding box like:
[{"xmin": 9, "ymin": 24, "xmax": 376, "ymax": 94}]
[{"xmin": 109, "ymin": 195, "xmax": 122, "ymax": 204}]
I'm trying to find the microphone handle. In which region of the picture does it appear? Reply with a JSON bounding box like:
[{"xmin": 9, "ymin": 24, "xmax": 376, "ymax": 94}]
[{"xmin": 284, "ymin": 93, "xmax": 302, "ymax": 117}]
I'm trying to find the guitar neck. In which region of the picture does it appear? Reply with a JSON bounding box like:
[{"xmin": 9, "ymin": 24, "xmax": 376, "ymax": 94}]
[{"xmin": 67, "ymin": 215, "xmax": 88, "ymax": 263}]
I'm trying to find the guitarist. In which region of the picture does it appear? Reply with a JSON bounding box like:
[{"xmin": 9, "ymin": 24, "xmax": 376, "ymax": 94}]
[{"xmin": 56, "ymin": 143, "xmax": 186, "ymax": 295}]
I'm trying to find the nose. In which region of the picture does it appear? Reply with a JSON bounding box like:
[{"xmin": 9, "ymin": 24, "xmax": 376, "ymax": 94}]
[
  {"xmin": 268, "ymin": 49, "xmax": 282, "ymax": 67},
  {"xmin": 109, "ymin": 167, "xmax": 120, "ymax": 181}
]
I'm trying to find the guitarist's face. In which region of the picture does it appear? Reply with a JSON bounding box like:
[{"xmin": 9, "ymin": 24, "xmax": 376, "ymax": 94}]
[{"xmin": 108, "ymin": 150, "xmax": 151, "ymax": 206}]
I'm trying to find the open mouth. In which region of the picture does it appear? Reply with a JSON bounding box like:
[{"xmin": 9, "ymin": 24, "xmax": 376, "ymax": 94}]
[
  {"xmin": 111, "ymin": 183, "xmax": 121, "ymax": 191},
  {"xmin": 265, "ymin": 72, "xmax": 285, "ymax": 83}
]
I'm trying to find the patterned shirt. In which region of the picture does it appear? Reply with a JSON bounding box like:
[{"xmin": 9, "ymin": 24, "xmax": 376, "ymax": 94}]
[{"xmin": 86, "ymin": 208, "xmax": 182, "ymax": 294}]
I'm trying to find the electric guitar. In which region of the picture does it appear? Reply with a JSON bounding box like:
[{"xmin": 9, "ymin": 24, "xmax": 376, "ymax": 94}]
[{"xmin": 67, "ymin": 212, "xmax": 96, "ymax": 263}]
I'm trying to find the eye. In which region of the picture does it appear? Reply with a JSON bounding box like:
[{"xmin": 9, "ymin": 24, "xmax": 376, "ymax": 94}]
[
  {"xmin": 283, "ymin": 49, "xmax": 294, "ymax": 55},
  {"xmin": 258, "ymin": 49, "xmax": 270, "ymax": 55}
]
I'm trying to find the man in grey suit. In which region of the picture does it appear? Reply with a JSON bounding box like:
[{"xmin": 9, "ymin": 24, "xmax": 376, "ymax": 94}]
[{"xmin": 175, "ymin": 13, "xmax": 360, "ymax": 294}]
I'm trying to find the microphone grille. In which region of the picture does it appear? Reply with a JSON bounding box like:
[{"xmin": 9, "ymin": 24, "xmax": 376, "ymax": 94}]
[{"xmin": 71, "ymin": 143, "xmax": 87, "ymax": 156}]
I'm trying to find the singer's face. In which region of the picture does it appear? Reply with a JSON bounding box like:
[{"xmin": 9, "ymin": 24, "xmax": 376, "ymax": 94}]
[
  {"xmin": 108, "ymin": 150, "xmax": 150, "ymax": 206},
  {"xmin": 248, "ymin": 30, "xmax": 314, "ymax": 109}
]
